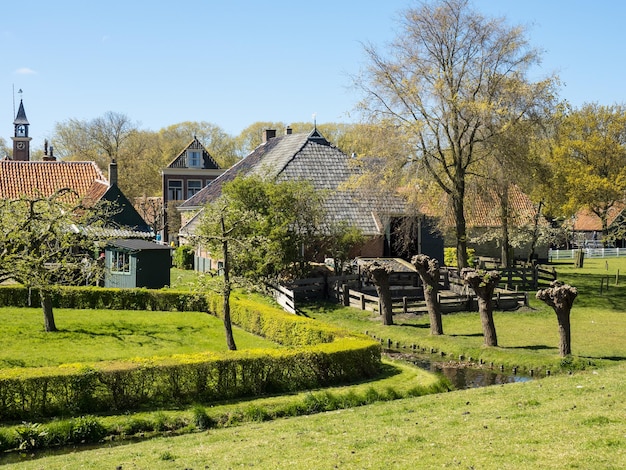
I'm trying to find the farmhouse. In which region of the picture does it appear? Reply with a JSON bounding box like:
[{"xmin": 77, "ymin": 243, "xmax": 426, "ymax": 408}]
[
  {"xmin": 177, "ymin": 127, "xmax": 443, "ymax": 269},
  {"xmin": 570, "ymin": 204, "xmax": 626, "ymax": 248},
  {"xmin": 161, "ymin": 136, "xmax": 225, "ymax": 243}
]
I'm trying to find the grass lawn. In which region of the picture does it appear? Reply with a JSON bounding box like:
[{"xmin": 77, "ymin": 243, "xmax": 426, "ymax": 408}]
[
  {"xmin": 10, "ymin": 362, "xmax": 626, "ymax": 469},
  {"xmin": 302, "ymin": 257, "xmax": 626, "ymax": 373},
  {"xmin": 3, "ymin": 260, "xmax": 626, "ymax": 468},
  {"xmin": 0, "ymin": 307, "xmax": 280, "ymax": 368}
]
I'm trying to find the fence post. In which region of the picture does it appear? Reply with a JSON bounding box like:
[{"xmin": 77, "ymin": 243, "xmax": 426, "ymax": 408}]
[
  {"xmin": 360, "ymin": 293, "xmax": 366, "ymax": 311},
  {"xmin": 403, "ymin": 296, "xmax": 408, "ymax": 314},
  {"xmin": 342, "ymin": 284, "xmax": 350, "ymax": 306}
]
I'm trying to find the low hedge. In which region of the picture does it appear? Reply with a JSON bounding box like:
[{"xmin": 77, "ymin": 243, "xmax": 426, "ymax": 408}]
[
  {"xmin": 0, "ymin": 289, "xmax": 381, "ymax": 421},
  {"xmin": 0, "ymin": 285, "xmax": 208, "ymax": 312}
]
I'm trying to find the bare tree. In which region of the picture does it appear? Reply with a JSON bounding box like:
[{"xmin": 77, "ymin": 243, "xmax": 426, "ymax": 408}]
[
  {"xmin": 536, "ymin": 281, "xmax": 578, "ymax": 357},
  {"xmin": 411, "ymin": 254, "xmax": 443, "ymax": 335},
  {"xmin": 461, "ymin": 268, "xmax": 501, "ymax": 346},
  {"xmin": 356, "ymin": 0, "xmax": 552, "ymax": 269}
]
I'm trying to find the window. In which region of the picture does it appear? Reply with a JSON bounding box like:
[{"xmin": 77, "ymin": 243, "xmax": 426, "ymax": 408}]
[
  {"xmin": 111, "ymin": 250, "xmax": 130, "ymax": 274},
  {"xmin": 187, "ymin": 180, "xmax": 202, "ymax": 198},
  {"xmin": 167, "ymin": 180, "xmax": 183, "ymax": 201},
  {"xmin": 188, "ymin": 150, "xmax": 202, "ymax": 168}
]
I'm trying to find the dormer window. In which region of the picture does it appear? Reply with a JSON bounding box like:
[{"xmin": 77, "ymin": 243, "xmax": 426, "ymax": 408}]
[{"xmin": 188, "ymin": 150, "xmax": 202, "ymax": 168}]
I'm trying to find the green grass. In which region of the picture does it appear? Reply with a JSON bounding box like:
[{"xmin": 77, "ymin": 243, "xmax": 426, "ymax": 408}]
[
  {"xmin": 0, "ymin": 307, "xmax": 280, "ymax": 368},
  {"xmin": 8, "ymin": 362, "xmax": 626, "ymax": 469},
  {"xmin": 3, "ymin": 259, "xmax": 626, "ymax": 468},
  {"xmin": 299, "ymin": 258, "xmax": 626, "ymax": 373}
]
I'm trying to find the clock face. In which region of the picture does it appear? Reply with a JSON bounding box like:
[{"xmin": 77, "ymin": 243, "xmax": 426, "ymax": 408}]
[{"xmin": 16, "ymin": 142, "xmax": 25, "ymax": 150}]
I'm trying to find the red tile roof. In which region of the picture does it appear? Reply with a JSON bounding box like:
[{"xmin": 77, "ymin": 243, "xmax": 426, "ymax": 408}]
[
  {"xmin": 0, "ymin": 161, "xmax": 107, "ymax": 203},
  {"xmin": 418, "ymin": 184, "xmax": 542, "ymax": 228},
  {"xmin": 572, "ymin": 204, "xmax": 625, "ymax": 231}
]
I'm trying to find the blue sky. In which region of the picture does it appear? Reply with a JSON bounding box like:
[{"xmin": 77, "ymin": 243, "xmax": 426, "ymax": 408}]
[{"xmin": 3, "ymin": 1, "xmax": 626, "ymax": 147}]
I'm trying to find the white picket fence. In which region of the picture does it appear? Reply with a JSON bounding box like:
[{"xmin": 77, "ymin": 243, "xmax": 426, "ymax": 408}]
[{"xmin": 549, "ymin": 248, "xmax": 626, "ymax": 260}]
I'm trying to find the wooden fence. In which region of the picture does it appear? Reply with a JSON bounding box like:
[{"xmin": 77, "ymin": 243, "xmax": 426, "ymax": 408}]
[
  {"xmin": 268, "ymin": 264, "xmax": 548, "ymax": 315},
  {"xmin": 447, "ymin": 265, "xmax": 556, "ymax": 292},
  {"xmin": 344, "ymin": 288, "xmax": 527, "ymax": 315}
]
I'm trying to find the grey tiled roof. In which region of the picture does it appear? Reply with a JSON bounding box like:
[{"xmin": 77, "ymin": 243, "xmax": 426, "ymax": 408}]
[{"xmin": 180, "ymin": 129, "xmax": 407, "ymax": 236}]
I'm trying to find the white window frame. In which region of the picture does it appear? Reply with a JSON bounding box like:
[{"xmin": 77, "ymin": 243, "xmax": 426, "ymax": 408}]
[
  {"xmin": 187, "ymin": 150, "xmax": 202, "ymax": 168},
  {"xmin": 110, "ymin": 250, "xmax": 131, "ymax": 274}
]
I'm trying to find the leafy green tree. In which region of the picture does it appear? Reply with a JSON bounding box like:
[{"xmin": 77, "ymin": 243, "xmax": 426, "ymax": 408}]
[
  {"xmin": 549, "ymin": 103, "xmax": 626, "ymax": 239},
  {"xmin": 221, "ymin": 175, "xmax": 326, "ymax": 280},
  {"xmin": 356, "ymin": 0, "xmax": 554, "ymax": 269},
  {"xmin": 0, "ymin": 190, "xmax": 107, "ymax": 332}
]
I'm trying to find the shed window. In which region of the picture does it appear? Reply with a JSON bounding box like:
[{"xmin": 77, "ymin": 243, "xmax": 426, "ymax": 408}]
[{"xmin": 111, "ymin": 250, "xmax": 130, "ymax": 274}]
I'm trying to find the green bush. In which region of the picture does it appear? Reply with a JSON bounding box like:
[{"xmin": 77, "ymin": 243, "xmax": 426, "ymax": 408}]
[
  {"xmin": 173, "ymin": 245, "xmax": 195, "ymax": 270},
  {"xmin": 0, "ymin": 285, "xmax": 208, "ymax": 312},
  {"xmin": 444, "ymin": 247, "xmax": 475, "ymax": 267}
]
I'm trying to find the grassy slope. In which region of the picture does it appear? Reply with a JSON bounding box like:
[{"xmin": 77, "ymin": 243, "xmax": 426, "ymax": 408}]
[{"xmin": 11, "ymin": 363, "xmax": 626, "ymax": 469}]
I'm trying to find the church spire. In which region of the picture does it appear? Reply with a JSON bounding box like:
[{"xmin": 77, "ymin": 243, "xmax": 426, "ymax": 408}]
[{"xmin": 12, "ymin": 99, "xmax": 32, "ymax": 161}]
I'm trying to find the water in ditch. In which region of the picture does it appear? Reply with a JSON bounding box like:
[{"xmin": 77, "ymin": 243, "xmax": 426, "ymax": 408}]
[{"xmin": 384, "ymin": 350, "xmax": 533, "ymax": 390}]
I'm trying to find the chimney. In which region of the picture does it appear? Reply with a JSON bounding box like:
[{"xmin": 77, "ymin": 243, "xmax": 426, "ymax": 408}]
[
  {"xmin": 109, "ymin": 159, "xmax": 118, "ymax": 187},
  {"xmin": 262, "ymin": 129, "xmax": 276, "ymax": 143},
  {"xmin": 42, "ymin": 140, "xmax": 56, "ymax": 161},
  {"xmin": 285, "ymin": 126, "xmax": 293, "ymax": 135}
]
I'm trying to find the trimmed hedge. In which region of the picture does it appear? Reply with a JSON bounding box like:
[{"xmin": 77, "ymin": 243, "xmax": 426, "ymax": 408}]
[
  {"xmin": 0, "ymin": 285, "xmax": 208, "ymax": 312},
  {"xmin": 0, "ymin": 289, "xmax": 381, "ymax": 421}
]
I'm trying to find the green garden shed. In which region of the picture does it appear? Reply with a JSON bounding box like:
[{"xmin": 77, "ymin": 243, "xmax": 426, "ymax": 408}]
[{"xmin": 105, "ymin": 239, "xmax": 172, "ymax": 289}]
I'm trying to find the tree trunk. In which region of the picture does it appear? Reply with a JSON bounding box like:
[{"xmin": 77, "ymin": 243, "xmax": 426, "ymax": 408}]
[
  {"xmin": 364, "ymin": 262, "xmax": 394, "ymax": 325},
  {"xmin": 499, "ymin": 186, "xmax": 511, "ymax": 268},
  {"xmin": 452, "ymin": 194, "xmax": 469, "ymax": 269},
  {"xmin": 462, "ymin": 269, "xmax": 500, "ymax": 347},
  {"xmin": 536, "ymin": 281, "xmax": 577, "ymax": 357},
  {"xmin": 374, "ymin": 277, "xmax": 394, "ymax": 326},
  {"xmin": 221, "ymin": 217, "xmax": 237, "ymax": 351},
  {"xmin": 555, "ymin": 307, "xmax": 571, "ymax": 356},
  {"xmin": 40, "ymin": 290, "xmax": 57, "ymax": 332},
  {"xmin": 411, "ymin": 254, "xmax": 443, "ymax": 335},
  {"xmin": 527, "ymin": 200, "xmax": 543, "ymax": 264},
  {"xmin": 477, "ymin": 296, "xmax": 497, "ymax": 347}
]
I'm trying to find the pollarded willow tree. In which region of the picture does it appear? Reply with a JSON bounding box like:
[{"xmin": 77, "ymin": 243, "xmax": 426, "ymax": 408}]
[
  {"xmin": 461, "ymin": 268, "xmax": 501, "ymax": 347},
  {"xmin": 356, "ymin": 0, "xmax": 555, "ymax": 269},
  {"xmin": 411, "ymin": 254, "xmax": 443, "ymax": 335},
  {"xmin": 536, "ymin": 280, "xmax": 577, "ymax": 357}
]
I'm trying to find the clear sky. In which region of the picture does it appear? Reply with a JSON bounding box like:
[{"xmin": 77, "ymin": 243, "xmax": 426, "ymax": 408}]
[{"xmin": 3, "ymin": 0, "xmax": 626, "ymax": 148}]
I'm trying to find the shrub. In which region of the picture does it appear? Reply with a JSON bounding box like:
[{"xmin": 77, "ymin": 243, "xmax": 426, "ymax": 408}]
[
  {"xmin": 173, "ymin": 245, "xmax": 195, "ymax": 270},
  {"xmin": 71, "ymin": 415, "xmax": 107, "ymax": 443},
  {"xmin": 444, "ymin": 247, "xmax": 476, "ymax": 267},
  {"xmin": 192, "ymin": 405, "xmax": 214, "ymax": 430}
]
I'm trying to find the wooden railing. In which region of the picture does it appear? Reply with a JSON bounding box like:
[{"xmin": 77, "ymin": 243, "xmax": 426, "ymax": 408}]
[{"xmin": 345, "ymin": 288, "xmax": 527, "ymax": 315}]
